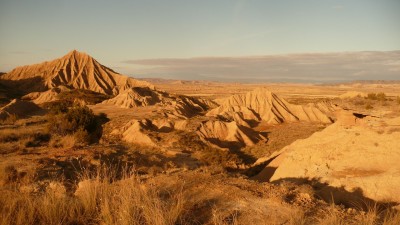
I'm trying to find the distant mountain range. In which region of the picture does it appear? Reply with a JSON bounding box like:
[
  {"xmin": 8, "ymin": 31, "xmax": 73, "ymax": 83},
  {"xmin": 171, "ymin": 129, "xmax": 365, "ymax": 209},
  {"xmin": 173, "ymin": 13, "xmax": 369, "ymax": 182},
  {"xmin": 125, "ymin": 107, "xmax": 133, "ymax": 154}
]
[{"xmin": 127, "ymin": 51, "xmax": 400, "ymax": 82}]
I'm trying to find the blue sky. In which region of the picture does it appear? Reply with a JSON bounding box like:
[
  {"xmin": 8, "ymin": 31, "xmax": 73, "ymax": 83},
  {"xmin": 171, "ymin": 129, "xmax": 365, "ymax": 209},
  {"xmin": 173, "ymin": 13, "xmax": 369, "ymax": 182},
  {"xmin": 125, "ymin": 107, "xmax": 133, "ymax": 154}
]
[{"xmin": 0, "ymin": 0, "xmax": 399, "ymax": 80}]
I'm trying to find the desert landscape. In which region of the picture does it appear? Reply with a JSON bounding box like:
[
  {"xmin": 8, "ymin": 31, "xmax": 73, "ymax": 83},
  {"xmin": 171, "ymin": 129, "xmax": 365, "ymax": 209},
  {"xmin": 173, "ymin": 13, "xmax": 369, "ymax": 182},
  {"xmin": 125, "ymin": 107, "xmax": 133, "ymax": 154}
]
[
  {"xmin": 0, "ymin": 50, "xmax": 399, "ymax": 225},
  {"xmin": 1, "ymin": 1, "xmax": 400, "ymax": 224}
]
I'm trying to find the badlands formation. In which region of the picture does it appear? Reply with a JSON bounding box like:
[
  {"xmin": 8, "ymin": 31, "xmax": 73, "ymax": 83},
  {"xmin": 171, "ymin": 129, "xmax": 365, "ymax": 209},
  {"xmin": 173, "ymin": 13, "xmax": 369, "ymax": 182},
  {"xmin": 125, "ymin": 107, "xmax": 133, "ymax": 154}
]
[
  {"xmin": 254, "ymin": 110, "xmax": 400, "ymax": 203},
  {"xmin": 1, "ymin": 50, "xmax": 400, "ymax": 224},
  {"xmin": 1, "ymin": 50, "xmax": 152, "ymax": 95},
  {"xmin": 207, "ymin": 88, "xmax": 333, "ymax": 124}
]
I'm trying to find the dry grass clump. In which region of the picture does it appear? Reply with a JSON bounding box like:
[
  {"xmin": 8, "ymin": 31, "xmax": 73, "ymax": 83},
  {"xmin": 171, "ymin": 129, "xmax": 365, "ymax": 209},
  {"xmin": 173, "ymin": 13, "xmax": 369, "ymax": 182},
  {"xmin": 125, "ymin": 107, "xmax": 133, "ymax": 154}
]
[
  {"xmin": 0, "ymin": 114, "xmax": 18, "ymax": 125},
  {"xmin": 0, "ymin": 127, "xmax": 50, "ymax": 154},
  {"xmin": 316, "ymin": 204, "xmax": 347, "ymax": 225},
  {"xmin": 0, "ymin": 166, "xmax": 191, "ymax": 225},
  {"xmin": 49, "ymin": 134, "xmax": 80, "ymax": 148},
  {"xmin": 315, "ymin": 202, "xmax": 400, "ymax": 225},
  {"xmin": 0, "ymin": 165, "xmax": 20, "ymax": 185},
  {"xmin": 49, "ymin": 128, "xmax": 91, "ymax": 148},
  {"xmin": 0, "ymin": 164, "xmax": 34, "ymax": 187},
  {"xmin": 211, "ymin": 207, "xmax": 239, "ymax": 225}
]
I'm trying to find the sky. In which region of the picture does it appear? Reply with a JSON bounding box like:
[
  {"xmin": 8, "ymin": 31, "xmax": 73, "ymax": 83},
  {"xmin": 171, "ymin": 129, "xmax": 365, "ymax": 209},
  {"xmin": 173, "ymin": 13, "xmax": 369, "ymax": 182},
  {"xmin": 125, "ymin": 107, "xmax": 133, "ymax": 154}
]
[{"xmin": 0, "ymin": 0, "xmax": 399, "ymax": 81}]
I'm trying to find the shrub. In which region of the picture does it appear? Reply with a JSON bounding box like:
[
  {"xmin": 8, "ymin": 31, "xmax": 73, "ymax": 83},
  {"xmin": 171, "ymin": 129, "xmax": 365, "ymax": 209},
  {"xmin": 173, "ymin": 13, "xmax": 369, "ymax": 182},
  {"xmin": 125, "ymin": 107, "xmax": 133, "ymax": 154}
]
[
  {"xmin": 73, "ymin": 128, "xmax": 91, "ymax": 146},
  {"xmin": 376, "ymin": 92, "xmax": 386, "ymax": 101},
  {"xmin": 397, "ymin": 96, "xmax": 400, "ymax": 105},
  {"xmin": 47, "ymin": 105, "xmax": 108, "ymax": 145},
  {"xmin": 43, "ymin": 101, "xmax": 71, "ymax": 114},
  {"xmin": 0, "ymin": 114, "xmax": 18, "ymax": 125},
  {"xmin": 365, "ymin": 104, "xmax": 373, "ymax": 110},
  {"xmin": 366, "ymin": 93, "xmax": 377, "ymax": 100},
  {"xmin": 24, "ymin": 132, "xmax": 51, "ymax": 147},
  {"xmin": 50, "ymin": 131, "xmax": 90, "ymax": 148},
  {"xmin": 60, "ymin": 135, "xmax": 77, "ymax": 149},
  {"xmin": 366, "ymin": 92, "xmax": 386, "ymax": 101},
  {"xmin": 47, "ymin": 106, "xmax": 97, "ymax": 136}
]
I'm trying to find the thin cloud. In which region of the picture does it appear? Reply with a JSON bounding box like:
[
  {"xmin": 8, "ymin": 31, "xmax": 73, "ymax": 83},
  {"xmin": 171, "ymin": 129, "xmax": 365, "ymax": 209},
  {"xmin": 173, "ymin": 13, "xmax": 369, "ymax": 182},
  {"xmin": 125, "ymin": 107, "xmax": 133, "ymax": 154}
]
[{"xmin": 124, "ymin": 51, "xmax": 400, "ymax": 82}]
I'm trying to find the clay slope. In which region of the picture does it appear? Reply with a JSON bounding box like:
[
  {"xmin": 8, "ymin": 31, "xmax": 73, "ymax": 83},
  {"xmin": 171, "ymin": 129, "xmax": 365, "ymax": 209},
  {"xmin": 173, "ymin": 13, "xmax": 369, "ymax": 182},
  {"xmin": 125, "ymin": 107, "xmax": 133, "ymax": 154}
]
[
  {"xmin": 114, "ymin": 119, "xmax": 158, "ymax": 146},
  {"xmin": 163, "ymin": 96, "xmax": 212, "ymax": 119},
  {"xmin": 0, "ymin": 99, "xmax": 43, "ymax": 119},
  {"xmin": 197, "ymin": 120, "xmax": 266, "ymax": 149},
  {"xmin": 112, "ymin": 118, "xmax": 188, "ymax": 146},
  {"xmin": 1, "ymin": 50, "xmax": 152, "ymax": 95},
  {"xmin": 254, "ymin": 110, "xmax": 400, "ymax": 203},
  {"xmin": 22, "ymin": 86, "xmax": 71, "ymax": 104},
  {"xmin": 102, "ymin": 87, "xmax": 163, "ymax": 108},
  {"xmin": 207, "ymin": 88, "xmax": 333, "ymax": 124},
  {"xmin": 103, "ymin": 87, "xmax": 213, "ymax": 119}
]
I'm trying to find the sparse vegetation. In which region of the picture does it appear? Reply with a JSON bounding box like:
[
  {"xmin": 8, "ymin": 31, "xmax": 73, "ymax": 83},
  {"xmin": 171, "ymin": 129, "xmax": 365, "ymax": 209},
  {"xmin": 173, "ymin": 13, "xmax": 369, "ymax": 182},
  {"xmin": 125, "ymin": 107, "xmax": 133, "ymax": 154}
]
[
  {"xmin": 0, "ymin": 114, "xmax": 18, "ymax": 125},
  {"xmin": 0, "ymin": 127, "xmax": 50, "ymax": 154},
  {"xmin": 0, "ymin": 166, "xmax": 192, "ymax": 225},
  {"xmin": 199, "ymin": 148, "xmax": 243, "ymax": 168},
  {"xmin": 47, "ymin": 106, "xmax": 97, "ymax": 135},
  {"xmin": 47, "ymin": 105, "xmax": 107, "ymax": 145},
  {"xmin": 41, "ymin": 89, "xmax": 110, "ymax": 114},
  {"xmin": 1, "ymin": 166, "xmax": 399, "ymax": 225},
  {"xmin": 366, "ymin": 103, "xmax": 374, "ymax": 110},
  {"xmin": 366, "ymin": 92, "xmax": 387, "ymax": 101},
  {"xmin": 58, "ymin": 89, "xmax": 111, "ymax": 105},
  {"xmin": 353, "ymin": 99, "xmax": 366, "ymax": 106}
]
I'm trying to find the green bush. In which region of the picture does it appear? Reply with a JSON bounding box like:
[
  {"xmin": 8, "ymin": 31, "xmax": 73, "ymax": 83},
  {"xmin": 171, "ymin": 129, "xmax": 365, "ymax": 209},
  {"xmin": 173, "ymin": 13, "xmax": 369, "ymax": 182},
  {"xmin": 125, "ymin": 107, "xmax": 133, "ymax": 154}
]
[
  {"xmin": 47, "ymin": 105, "xmax": 108, "ymax": 145},
  {"xmin": 47, "ymin": 106, "xmax": 97, "ymax": 136}
]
